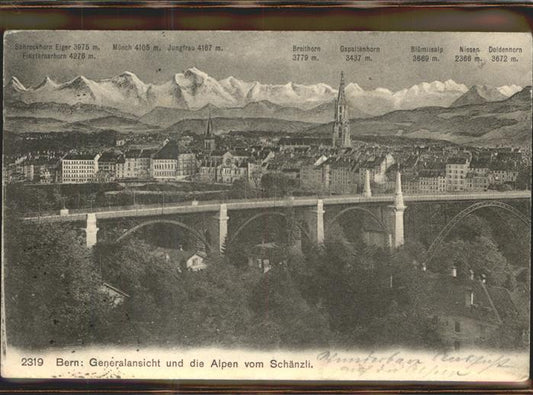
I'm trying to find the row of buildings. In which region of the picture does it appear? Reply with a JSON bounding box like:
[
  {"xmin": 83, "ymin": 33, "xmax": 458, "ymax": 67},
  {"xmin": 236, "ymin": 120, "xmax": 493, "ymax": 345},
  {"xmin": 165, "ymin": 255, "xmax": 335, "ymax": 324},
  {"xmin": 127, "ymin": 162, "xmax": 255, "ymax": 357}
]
[
  {"xmin": 6, "ymin": 137, "xmax": 523, "ymax": 195},
  {"xmin": 280, "ymin": 150, "xmax": 521, "ymax": 195},
  {"xmin": 23, "ymin": 139, "xmax": 196, "ymax": 184}
]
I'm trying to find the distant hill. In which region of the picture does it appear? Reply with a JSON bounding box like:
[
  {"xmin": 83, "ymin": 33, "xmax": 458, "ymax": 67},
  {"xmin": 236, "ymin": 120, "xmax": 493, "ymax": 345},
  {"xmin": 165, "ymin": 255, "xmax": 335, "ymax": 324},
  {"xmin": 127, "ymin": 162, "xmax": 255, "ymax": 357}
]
[
  {"xmin": 451, "ymin": 85, "xmax": 508, "ymax": 107},
  {"xmin": 4, "ymin": 114, "xmax": 157, "ymax": 134},
  {"xmin": 139, "ymin": 100, "xmax": 371, "ymax": 128},
  {"xmin": 140, "ymin": 106, "xmax": 211, "ymax": 127},
  {"xmin": 4, "ymin": 116, "xmax": 70, "ymax": 133},
  {"xmin": 163, "ymin": 117, "xmax": 314, "ymax": 134},
  {"xmin": 69, "ymin": 115, "xmax": 158, "ymax": 133},
  {"xmin": 305, "ymin": 86, "xmax": 532, "ymax": 146},
  {"xmin": 4, "ymin": 100, "xmax": 136, "ymax": 122},
  {"xmin": 3, "ymin": 116, "xmax": 100, "ymax": 133}
]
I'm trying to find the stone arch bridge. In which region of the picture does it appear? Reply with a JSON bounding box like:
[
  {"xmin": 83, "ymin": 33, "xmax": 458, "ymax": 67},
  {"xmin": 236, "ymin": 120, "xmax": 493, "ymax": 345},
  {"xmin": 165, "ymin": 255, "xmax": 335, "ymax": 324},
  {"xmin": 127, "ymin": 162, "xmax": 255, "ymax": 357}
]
[{"xmin": 24, "ymin": 179, "xmax": 530, "ymax": 256}]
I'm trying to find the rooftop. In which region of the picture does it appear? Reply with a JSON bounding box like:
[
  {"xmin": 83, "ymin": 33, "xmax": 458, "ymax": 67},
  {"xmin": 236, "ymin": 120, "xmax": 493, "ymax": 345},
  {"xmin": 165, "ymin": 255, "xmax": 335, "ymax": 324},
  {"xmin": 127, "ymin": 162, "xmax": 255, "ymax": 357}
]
[
  {"xmin": 99, "ymin": 151, "xmax": 122, "ymax": 162},
  {"xmin": 153, "ymin": 141, "xmax": 180, "ymax": 160},
  {"xmin": 139, "ymin": 149, "xmax": 156, "ymax": 158},
  {"xmin": 124, "ymin": 149, "xmax": 142, "ymax": 158},
  {"xmin": 447, "ymin": 157, "xmax": 469, "ymax": 165},
  {"xmin": 63, "ymin": 153, "xmax": 97, "ymax": 161}
]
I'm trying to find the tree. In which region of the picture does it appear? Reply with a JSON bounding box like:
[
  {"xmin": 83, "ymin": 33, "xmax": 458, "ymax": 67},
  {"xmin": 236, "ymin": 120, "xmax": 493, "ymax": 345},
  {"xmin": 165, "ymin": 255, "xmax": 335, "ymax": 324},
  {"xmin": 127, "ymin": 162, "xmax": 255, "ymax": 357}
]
[
  {"xmin": 296, "ymin": 239, "xmax": 394, "ymax": 333},
  {"xmin": 5, "ymin": 185, "xmax": 53, "ymax": 214},
  {"xmin": 431, "ymin": 236, "xmax": 513, "ymax": 288},
  {"xmin": 228, "ymin": 178, "xmax": 258, "ymax": 200},
  {"xmin": 260, "ymin": 172, "xmax": 295, "ymax": 198},
  {"xmin": 361, "ymin": 305, "xmax": 444, "ymax": 350},
  {"xmin": 177, "ymin": 262, "xmax": 257, "ymax": 347},
  {"xmin": 94, "ymin": 239, "xmax": 181, "ymax": 345},
  {"xmin": 94, "ymin": 187, "xmax": 107, "ymax": 207},
  {"xmin": 4, "ymin": 216, "xmax": 109, "ymax": 348},
  {"xmin": 224, "ymin": 241, "xmax": 252, "ymax": 268},
  {"xmin": 95, "ymin": 239, "xmax": 259, "ymax": 347},
  {"xmin": 249, "ymin": 166, "xmax": 263, "ymax": 189},
  {"xmin": 451, "ymin": 214, "xmax": 493, "ymax": 242},
  {"xmin": 515, "ymin": 167, "xmax": 531, "ymax": 190},
  {"xmin": 248, "ymin": 265, "xmax": 332, "ymax": 348}
]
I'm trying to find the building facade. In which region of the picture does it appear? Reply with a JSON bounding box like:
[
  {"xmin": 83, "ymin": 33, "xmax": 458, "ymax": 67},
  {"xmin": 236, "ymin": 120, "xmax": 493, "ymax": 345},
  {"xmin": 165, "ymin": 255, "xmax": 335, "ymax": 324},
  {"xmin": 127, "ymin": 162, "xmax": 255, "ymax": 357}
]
[
  {"xmin": 176, "ymin": 152, "xmax": 197, "ymax": 179},
  {"xmin": 151, "ymin": 140, "xmax": 196, "ymax": 180},
  {"xmin": 61, "ymin": 153, "xmax": 100, "ymax": 184},
  {"xmin": 446, "ymin": 157, "xmax": 470, "ymax": 192},
  {"xmin": 300, "ymin": 163, "xmax": 325, "ymax": 192},
  {"xmin": 419, "ymin": 170, "xmax": 447, "ymax": 194},
  {"xmin": 217, "ymin": 152, "xmax": 248, "ymax": 184},
  {"xmin": 359, "ymin": 154, "xmax": 395, "ymax": 187},
  {"xmin": 97, "ymin": 151, "xmax": 121, "ymax": 182},
  {"xmin": 324, "ymin": 159, "xmax": 358, "ymax": 194}
]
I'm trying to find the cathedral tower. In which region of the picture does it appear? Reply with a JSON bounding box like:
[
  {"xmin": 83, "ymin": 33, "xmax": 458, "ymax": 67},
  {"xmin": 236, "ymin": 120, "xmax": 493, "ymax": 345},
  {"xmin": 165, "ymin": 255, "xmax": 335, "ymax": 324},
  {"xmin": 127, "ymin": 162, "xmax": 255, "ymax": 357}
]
[{"xmin": 332, "ymin": 72, "xmax": 351, "ymax": 148}]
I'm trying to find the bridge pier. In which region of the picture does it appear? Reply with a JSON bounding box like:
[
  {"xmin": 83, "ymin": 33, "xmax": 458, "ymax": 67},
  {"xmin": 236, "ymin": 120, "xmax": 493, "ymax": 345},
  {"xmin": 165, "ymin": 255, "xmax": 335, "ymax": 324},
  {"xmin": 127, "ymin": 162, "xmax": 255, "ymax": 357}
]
[
  {"xmin": 387, "ymin": 171, "xmax": 406, "ymax": 249},
  {"xmin": 304, "ymin": 199, "xmax": 325, "ymax": 245},
  {"xmin": 85, "ymin": 213, "xmax": 98, "ymax": 248},
  {"xmin": 214, "ymin": 204, "xmax": 229, "ymax": 253}
]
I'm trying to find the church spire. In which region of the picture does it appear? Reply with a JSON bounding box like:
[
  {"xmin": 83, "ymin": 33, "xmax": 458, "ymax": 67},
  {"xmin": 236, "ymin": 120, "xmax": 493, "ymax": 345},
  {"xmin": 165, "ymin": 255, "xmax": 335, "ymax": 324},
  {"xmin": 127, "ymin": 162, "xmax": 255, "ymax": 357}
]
[
  {"xmin": 206, "ymin": 110, "xmax": 213, "ymax": 137},
  {"xmin": 337, "ymin": 71, "xmax": 346, "ymax": 104},
  {"xmin": 204, "ymin": 111, "xmax": 216, "ymax": 153}
]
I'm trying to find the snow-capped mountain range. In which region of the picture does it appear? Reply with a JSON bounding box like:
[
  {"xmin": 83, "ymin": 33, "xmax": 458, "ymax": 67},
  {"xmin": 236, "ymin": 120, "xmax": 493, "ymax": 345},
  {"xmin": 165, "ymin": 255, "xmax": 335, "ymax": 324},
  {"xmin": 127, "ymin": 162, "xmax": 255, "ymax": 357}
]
[{"xmin": 5, "ymin": 67, "xmax": 523, "ymax": 117}]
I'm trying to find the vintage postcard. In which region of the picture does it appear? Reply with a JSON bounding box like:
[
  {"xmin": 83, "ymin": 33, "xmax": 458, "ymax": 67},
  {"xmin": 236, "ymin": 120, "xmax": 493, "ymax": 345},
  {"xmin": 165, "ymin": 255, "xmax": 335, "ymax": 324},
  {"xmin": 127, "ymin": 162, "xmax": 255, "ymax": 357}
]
[{"xmin": 1, "ymin": 30, "xmax": 531, "ymax": 381}]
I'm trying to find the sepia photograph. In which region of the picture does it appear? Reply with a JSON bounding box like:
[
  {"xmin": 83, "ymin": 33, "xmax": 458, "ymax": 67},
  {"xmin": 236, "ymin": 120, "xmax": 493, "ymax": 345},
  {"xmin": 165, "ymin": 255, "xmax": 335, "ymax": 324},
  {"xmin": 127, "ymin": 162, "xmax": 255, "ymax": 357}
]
[{"xmin": 1, "ymin": 30, "xmax": 531, "ymax": 381}]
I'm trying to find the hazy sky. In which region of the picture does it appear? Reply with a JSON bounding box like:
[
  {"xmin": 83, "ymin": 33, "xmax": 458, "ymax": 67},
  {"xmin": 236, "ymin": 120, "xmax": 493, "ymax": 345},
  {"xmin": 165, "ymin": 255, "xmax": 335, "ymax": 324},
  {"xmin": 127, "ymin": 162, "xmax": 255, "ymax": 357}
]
[{"xmin": 4, "ymin": 31, "xmax": 532, "ymax": 90}]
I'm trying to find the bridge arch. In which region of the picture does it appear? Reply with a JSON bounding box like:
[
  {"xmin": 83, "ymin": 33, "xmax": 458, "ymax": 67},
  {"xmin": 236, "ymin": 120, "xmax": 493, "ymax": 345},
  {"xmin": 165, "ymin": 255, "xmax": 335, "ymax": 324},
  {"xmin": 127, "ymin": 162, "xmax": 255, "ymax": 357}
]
[
  {"xmin": 115, "ymin": 219, "xmax": 212, "ymax": 252},
  {"xmin": 228, "ymin": 211, "xmax": 311, "ymax": 246},
  {"xmin": 424, "ymin": 201, "xmax": 530, "ymax": 265},
  {"xmin": 326, "ymin": 206, "xmax": 389, "ymax": 234}
]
